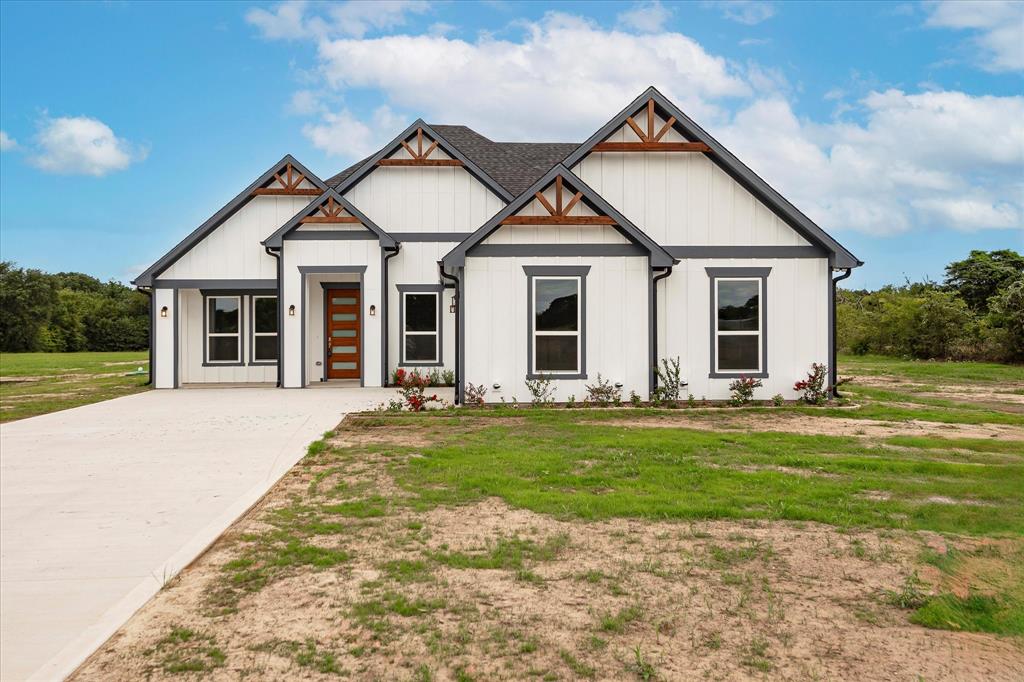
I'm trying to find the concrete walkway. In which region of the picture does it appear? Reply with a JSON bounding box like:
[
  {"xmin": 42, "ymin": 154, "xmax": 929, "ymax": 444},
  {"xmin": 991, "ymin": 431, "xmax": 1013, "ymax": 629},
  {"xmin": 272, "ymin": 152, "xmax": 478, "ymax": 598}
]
[{"xmin": 0, "ymin": 387, "xmax": 408, "ymax": 681}]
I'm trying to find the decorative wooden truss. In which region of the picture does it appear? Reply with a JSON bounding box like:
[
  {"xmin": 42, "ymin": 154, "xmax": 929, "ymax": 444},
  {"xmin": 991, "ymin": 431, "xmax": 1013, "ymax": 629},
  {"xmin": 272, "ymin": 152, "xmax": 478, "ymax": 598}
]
[
  {"xmin": 592, "ymin": 99, "xmax": 710, "ymax": 153},
  {"xmin": 500, "ymin": 175, "xmax": 615, "ymax": 225},
  {"xmin": 377, "ymin": 127, "xmax": 464, "ymax": 167},
  {"xmin": 300, "ymin": 196, "xmax": 361, "ymax": 224},
  {"xmin": 252, "ymin": 162, "xmax": 322, "ymax": 196}
]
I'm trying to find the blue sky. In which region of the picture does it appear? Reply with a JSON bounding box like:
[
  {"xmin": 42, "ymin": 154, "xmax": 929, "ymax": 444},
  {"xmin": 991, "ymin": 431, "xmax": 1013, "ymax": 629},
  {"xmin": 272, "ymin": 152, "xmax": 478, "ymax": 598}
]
[{"xmin": 1, "ymin": 0, "xmax": 1021, "ymax": 289}]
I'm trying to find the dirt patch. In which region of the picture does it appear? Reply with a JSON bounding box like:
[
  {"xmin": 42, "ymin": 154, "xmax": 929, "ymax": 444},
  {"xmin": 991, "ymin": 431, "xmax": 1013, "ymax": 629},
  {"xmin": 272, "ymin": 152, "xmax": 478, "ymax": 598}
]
[
  {"xmin": 73, "ymin": 449, "xmax": 1024, "ymax": 681},
  {"xmin": 596, "ymin": 413, "xmax": 1024, "ymax": 441},
  {"xmin": 855, "ymin": 375, "xmax": 1024, "ymax": 408}
]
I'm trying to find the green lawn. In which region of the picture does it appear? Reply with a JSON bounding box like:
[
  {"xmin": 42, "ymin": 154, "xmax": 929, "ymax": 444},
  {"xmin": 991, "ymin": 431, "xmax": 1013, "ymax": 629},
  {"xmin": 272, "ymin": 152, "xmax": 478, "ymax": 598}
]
[
  {"xmin": 839, "ymin": 352, "xmax": 1024, "ymax": 384},
  {"xmin": 0, "ymin": 351, "xmax": 149, "ymax": 422}
]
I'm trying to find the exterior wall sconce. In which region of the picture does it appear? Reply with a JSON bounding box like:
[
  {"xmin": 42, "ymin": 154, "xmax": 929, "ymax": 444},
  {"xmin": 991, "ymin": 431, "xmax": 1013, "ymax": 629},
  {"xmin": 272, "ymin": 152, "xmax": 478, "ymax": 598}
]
[
  {"xmin": 288, "ymin": 305, "xmax": 296, "ymax": 316},
  {"xmin": 369, "ymin": 304, "xmax": 376, "ymax": 316},
  {"xmin": 160, "ymin": 306, "xmax": 168, "ymax": 318},
  {"xmin": 614, "ymin": 382, "xmax": 624, "ymax": 389},
  {"xmin": 449, "ymin": 295, "xmax": 458, "ymax": 314},
  {"xmin": 492, "ymin": 383, "xmax": 501, "ymax": 390}
]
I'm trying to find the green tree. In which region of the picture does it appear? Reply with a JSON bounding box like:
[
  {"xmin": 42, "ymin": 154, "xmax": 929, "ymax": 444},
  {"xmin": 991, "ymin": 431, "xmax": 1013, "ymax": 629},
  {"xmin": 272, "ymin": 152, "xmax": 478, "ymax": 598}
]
[
  {"xmin": 0, "ymin": 262, "xmax": 57, "ymax": 351},
  {"xmin": 944, "ymin": 249, "xmax": 1024, "ymax": 313},
  {"xmin": 984, "ymin": 275, "xmax": 1024, "ymax": 361}
]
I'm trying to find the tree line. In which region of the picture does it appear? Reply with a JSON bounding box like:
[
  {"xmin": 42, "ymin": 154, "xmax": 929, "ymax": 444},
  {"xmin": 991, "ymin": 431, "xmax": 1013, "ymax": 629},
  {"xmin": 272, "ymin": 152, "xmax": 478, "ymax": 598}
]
[
  {"xmin": 0, "ymin": 262, "xmax": 149, "ymax": 352},
  {"xmin": 837, "ymin": 249, "xmax": 1024, "ymax": 362}
]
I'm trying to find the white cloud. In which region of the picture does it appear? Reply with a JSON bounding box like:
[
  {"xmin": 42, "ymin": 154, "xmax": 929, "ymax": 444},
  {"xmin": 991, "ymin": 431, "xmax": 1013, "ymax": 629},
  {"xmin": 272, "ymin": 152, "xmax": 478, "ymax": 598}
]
[
  {"xmin": 0, "ymin": 131, "xmax": 17, "ymax": 151},
  {"xmin": 617, "ymin": 1, "xmax": 672, "ymax": 33},
  {"xmin": 287, "ymin": 89, "xmax": 324, "ymax": 115},
  {"xmin": 925, "ymin": 0, "xmax": 1024, "ymax": 72},
  {"xmin": 705, "ymin": 1, "xmax": 777, "ymax": 25},
  {"xmin": 29, "ymin": 115, "xmax": 146, "ymax": 176},
  {"xmin": 302, "ymin": 105, "xmax": 404, "ymax": 158},
  {"xmin": 247, "ymin": 0, "xmax": 431, "ymax": 40}
]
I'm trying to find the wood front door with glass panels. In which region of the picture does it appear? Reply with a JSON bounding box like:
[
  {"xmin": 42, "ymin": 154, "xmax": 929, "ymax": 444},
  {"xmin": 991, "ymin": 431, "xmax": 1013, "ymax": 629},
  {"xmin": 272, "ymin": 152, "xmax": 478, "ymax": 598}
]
[{"xmin": 326, "ymin": 288, "xmax": 360, "ymax": 379}]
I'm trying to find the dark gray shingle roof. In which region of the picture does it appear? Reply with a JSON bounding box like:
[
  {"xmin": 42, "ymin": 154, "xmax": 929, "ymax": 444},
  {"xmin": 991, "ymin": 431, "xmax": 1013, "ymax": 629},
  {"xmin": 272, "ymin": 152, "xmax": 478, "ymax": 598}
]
[{"xmin": 327, "ymin": 125, "xmax": 580, "ymax": 197}]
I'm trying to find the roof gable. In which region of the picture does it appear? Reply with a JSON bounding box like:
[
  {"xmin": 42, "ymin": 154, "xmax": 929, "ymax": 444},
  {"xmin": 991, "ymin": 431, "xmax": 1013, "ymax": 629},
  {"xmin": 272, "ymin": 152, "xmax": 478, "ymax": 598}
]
[
  {"xmin": 442, "ymin": 164, "xmax": 674, "ymax": 268},
  {"xmin": 563, "ymin": 87, "xmax": 861, "ymax": 269},
  {"xmin": 263, "ymin": 188, "xmax": 396, "ymax": 248},
  {"xmin": 134, "ymin": 155, "xmax": 327, "ymax": 286},
  {"xmin": 333, "ymin": 120, "xmax": 515, "ymax": 203}
]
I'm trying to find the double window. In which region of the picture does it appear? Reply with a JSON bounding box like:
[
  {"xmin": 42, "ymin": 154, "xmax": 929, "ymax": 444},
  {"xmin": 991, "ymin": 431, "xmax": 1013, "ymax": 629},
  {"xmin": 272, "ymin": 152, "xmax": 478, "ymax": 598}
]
[
  {"xmin": 707, "ymin": 268, "xmax": 770, "ymax": 377},
  {"xmin": 204, "ymin": 293, "xmax": 278, "ymax": 365},
  {"xmin": 399, "ymin": 286, "xmax": 441, "ymax": 365},
  {"xmin": 525, "ymin": 266, "xmax": 589, "ymax": 379}
]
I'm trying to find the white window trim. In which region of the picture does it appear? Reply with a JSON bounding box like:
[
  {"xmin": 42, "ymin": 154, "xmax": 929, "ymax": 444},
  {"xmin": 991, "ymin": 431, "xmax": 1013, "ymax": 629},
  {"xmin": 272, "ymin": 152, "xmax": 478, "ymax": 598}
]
[
  {"xmin": 251, "ymin": 295, "xmax": 278, "ymax": 365},
  {"xmin": 206, "ymin": 295, "xmax": 242, "ymax": 365},
  {"xmin": 532, "ymin": 275, "xmax": 582, "ymax": 375},
  {"xmin": 401, "ymin": 290, "xmax": 440, "ymax": 365},
  {"xmin": 714, "ymin": 277, "xmax": 762, "ymax": 375}
]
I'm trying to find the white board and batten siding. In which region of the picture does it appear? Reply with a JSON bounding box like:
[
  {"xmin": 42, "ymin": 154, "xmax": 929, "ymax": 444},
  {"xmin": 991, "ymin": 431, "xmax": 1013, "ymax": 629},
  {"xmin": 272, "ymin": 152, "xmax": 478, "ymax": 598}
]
[
  {"xmin": 158, "ymin": 195, "xmax": 315, "ymax": 280},
  {"xmin": 573, "ymin": 117, "xmax": 810, "ymax": 247},
  {"xmin": 464, "ymin": 256, "xmax": 650, "ymax": 403},
  {"xmin": 342, "ymin": 145, "xmax": 505, "ymax": 234},
  {"xmin": 280, "ymin": 239, "xmax": 383, "ymax": 388},
  {"xmin": 177, "ymin": 289, "xmax": 277, "ymax": 384}
]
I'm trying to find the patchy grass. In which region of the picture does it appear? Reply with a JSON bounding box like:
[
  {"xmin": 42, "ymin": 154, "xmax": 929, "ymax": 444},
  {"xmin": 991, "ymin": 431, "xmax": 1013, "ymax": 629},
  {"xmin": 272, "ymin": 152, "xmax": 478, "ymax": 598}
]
[
  {"xmin": 0, "ymin": 351, "xmax": 149, "ymax": 421},
  {"xmin": 839, "ymin": 353, "xmax": 1024, "ymax": 384},
  {"xmin": 146, "ymin": 626, "xmax": 225, "ymax": 674}
]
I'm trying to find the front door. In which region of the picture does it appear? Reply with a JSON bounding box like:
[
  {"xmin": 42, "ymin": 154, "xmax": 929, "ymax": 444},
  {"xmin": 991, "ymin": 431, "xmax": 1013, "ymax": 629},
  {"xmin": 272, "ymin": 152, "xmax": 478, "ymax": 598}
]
[{"xmin": 325, "ymin": 288, "xmax": 360, "ymax": 379}]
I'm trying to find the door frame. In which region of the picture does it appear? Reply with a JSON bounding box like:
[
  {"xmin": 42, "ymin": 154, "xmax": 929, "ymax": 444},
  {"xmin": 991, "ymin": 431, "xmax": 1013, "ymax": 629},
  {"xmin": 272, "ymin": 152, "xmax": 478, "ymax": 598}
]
[
  {"xmin": 297, "ymin": 266, "xmax": 367, "ymax": 388},
  {"xmin": 321, "ymin": 282, "xmax": 362, "ymax": 382}
]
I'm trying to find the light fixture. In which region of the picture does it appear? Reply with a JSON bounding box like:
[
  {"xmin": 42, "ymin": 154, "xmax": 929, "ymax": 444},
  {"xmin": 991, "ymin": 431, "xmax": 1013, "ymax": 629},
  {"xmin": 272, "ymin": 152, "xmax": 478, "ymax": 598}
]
[
  {"xmin": 614, "ymin": 382, "xmax": 623, "ymax": 389},
  {"xmin": 160, "ymin": 306, "xmax": 168, "ymax": 318},
  {"xmin": 288, "ymin": 305, "xmax": 296, "ymax": 316},
  {"xmin": 492, "ymin": 383, "xmax": 501, "ymax": 390},
  {"xmin": 369, "ymin": 304, "xmax": 376, "ymax": 316},
  {"xmin": 449, "ymin": 299, "xmax": 457, "ymax": 313}
]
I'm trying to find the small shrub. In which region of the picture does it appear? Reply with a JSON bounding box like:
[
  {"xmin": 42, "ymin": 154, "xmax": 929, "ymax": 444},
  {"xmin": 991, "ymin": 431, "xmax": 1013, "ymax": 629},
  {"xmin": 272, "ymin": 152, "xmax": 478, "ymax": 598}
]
[
  {"xmin": 427, "ymin": 369, "xmax": 442, "ymax": 387},
  {"xmin": 464, "ymin": 382, "xmax": 487, "ymax": 407},
  {"xmin": 585, "ymin": 374, "xmax": 620, "ymax": 407},
  {"xmin": 794, "ymin": 362, "xmax": 829, "ymax": 405},
  {"xmin": 654, "ymin": 356, "xmax": 683, "ymax": 404},
  {"xmin": 771, "ymin": 393, "xmax": 785, "ymax": 407},
  {"xmin": 394, "ymin": 369, "xmax": 441, "ymax": 412},
  {"xmin": 566, "ymin": 394, "xmax": 576, "ymax": 408},
  {"xmin": 686, "ymin": 393, "xmax": 696, "ymax": 409},
  {"xmin": 885, "ymin": 572, "xmax": 928, "ymax": 610},
  {"xmin": 441, "ymin": 369, "xmax": 455, "ymax": 386},
  {"xmin": 728, "ymin": 376, "xmax": 763, "ymax": 406},
  {"xmin": 525, "ymin": 374, "xmax": 555, "ymax": 406},
  {"xmin": 629, "ymin": 390, "xmax": 643, "ymax": 407}
]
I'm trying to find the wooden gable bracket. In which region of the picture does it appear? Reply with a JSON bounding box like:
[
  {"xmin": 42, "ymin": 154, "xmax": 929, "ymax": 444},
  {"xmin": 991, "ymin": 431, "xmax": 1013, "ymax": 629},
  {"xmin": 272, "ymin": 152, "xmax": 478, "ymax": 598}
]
[
  {"xmin": 501, "ymin": 175, "xmax": 616, "ymax": 225},
  {"xmin": 377, "ymin": 127, "xmax": 464, "ymax": 167},
  {"xmin": 592, "ymin": 99, "xmax": 711, "ymax": 153},
  {"xmin": 252, "ymin": 162, "xmax": 323, "ymax": 196},
  {"xmin": 300, "ymin": 196, "xmax": 362, "ymax": 224}
]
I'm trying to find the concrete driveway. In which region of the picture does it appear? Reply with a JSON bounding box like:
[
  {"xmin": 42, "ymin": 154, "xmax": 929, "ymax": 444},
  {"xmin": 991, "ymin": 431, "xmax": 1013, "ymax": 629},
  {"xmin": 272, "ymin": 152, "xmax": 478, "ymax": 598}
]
[{"xmin": 0, "ymin": 386, "xmax": 409, "ymax": 681}]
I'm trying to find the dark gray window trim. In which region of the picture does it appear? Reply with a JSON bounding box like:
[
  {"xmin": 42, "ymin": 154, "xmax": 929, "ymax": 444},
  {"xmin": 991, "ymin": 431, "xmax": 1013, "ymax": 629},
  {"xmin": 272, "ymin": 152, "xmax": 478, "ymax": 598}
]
[
  {"xmin": 203, "ymin": 293, "xmax": 245, "ymax": 367},
  {"xmin": 442, "ymin": 165, "xmax": 673, "ymax": 269},
  {"xmin": 390, "ymin": 232, "xmax": 473, "ymax": 242},
  {"xmin": 134, "ymin": 155, "xmax": 327, "ymax": 286},
  {"xmin": 298, "ymin": 266, "xmax": 368, "ymax": 388},
  {"xmin": 156, "ymin": 279, "xmax": 278, "ymax": 290},
  {"xmin": 561, "ymin": 86, "xmax": 861, "ymax": 270},
  {"xmin": 470, "ymin": 244, "xmax": 645, "ymax": 258},
  {"xmin": 332, "ymin": 119, "xmax": 514, "ymax": 203},
  {"xmin": 249, "ymin": 294, "xmax": 279, "ymax": 366},
  {"xmin": 285, "ymin": 230, "xmax": 376, "ymax": 241},
  {"xmin": 264, "ymin": 188, "xmax": 395, "ymax": 249},
  {"xmin": 666, "ymin": 245, "xmax": 825, "ymax": 259},
  {"xmin": 524, "ymin": 265, "xmax": 590, "ymax": 380},
  {"xmin": 705, "ymin": 266, "xmax": 771, "ymax": 379},
  {"xmin": 397, "ymin": 284, "xmax": 444, "ymax": 367}
]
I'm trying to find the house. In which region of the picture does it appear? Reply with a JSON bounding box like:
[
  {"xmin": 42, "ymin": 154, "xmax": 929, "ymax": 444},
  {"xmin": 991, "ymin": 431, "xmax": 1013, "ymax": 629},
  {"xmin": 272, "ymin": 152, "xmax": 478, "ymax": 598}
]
[{"xmin": 133, "ymin": 87, "xmax": 861, "ymax": 403}]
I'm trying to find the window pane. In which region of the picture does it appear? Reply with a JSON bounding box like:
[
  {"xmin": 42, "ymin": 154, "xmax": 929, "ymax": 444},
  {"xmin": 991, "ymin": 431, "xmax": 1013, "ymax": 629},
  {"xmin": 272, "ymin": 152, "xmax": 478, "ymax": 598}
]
[
  {"xmin": 536, "ymin": 335, "xmax": 577, "ymax": 371},
  {"xmin": 717, "ymin": 280, "xmax": 759, "ymax": 332},
  {"xmin": 254, "ymin": 335, "xmax": 278, "ymax": 362},
  {"xmin": 332, "ymin": 361, "xmax": 357, "ymax": 370},
  {"xmin": 535, "ymin": 279, "xmax": 578, "ymax": 331},
  {"xmin": 332, "ymin": 313, "xmax": 356, "ymax": 321},
  {"xmin": 405, "ymin": 334, "xmax": 436, "ymax": 362},
  {"xmin": 254, "ymin": 297, "xmax": 277, "ymax": 333},
  {"xmin": 332, "ymin": 345, "xmax": 357, "ymax": 354},
  {"xmin": 209, "ymin": 336, "xmax": 239, "ymax": 362},
  {"xmin": 331, "ymin": 297, "xmax": 357, "ymax": 305},
  {"xmin": 718, "ymin": 335, "xmax": 759, "ymax": 371},
  {"xmin": 331, "ymin": 329, "xmax": 356, "ymax": 338},
  {"xmin": 209, "ymin": 298, "xmax": 239, "ymax": 333},
  {"xmin": 405, "ymin": 294, "xmax": 437, "ymax": 332}
]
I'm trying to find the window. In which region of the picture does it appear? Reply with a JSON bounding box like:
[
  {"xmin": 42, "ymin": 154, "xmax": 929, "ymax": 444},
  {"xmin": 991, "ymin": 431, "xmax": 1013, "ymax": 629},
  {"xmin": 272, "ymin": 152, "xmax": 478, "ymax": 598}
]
[
  {"xmin": 707, "ymin": 267, "xmax": 770, "ymax": 378},
  {"xmin": 206, "ymin": 296, "xmax": 241, "ymax": 364},
  {"xmin": 524, "ymin": 266, "xmax": 589, "ymax": 379},
  {"xmin": 251, "ymin": 296, "xmax": 278, "ymax": 363},
  {"xmin": 400, "ymin": 287, "xmax": 441, "ymax": 365}
]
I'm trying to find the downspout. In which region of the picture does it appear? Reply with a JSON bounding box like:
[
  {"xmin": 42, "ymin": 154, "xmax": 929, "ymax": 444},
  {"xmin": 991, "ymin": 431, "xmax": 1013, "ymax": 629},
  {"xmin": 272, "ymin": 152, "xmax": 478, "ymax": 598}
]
[
  {"xmin": 382, "ymin": 244, "xmax": 401, "ymax": 385},
  {"xmin": 830, "ymin": 267, "xmax": 853, "ymax": 398},
  {"xmin": 136, "ymin": 286, "xmax": 154, "ymax": 386},
  {"xmin": 265, "ymin": 245, "xmax": 283, "ymax": 387},
  {"xmin": 438, "ymin": 261, "xmax": 460, "ymax": 405},
  {"xmin": 651, "ymin": 266, "xmax": 674, "ymax": 396}
]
